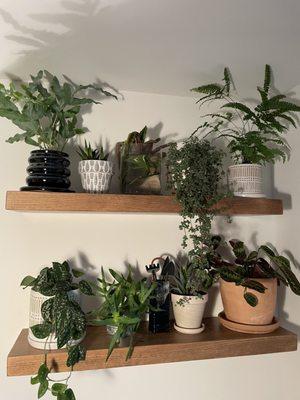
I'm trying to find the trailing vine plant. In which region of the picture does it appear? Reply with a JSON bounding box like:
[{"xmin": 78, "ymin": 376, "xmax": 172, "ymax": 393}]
[
  {"xmin": 21, "ymin": 261, "xmax": 94, "ymax": 400},
  {"xmin": 191, "ymin": 65, "xmax": 300, "ymax": 164},
  {"xmin": 167, "ymin": 137, "xmax": 227, "ymax": 290}
]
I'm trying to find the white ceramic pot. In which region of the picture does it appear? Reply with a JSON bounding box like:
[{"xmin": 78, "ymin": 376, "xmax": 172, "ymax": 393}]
[
  {"xmin": 28, "ymin": 289, "xmax": 84, "ymax": 350},
  {"xmin": 79, "ymin": 160, "xmax": 113, "ymax": 194},
  {"xmin": 228, "ymin": 164, "xmax": 265, "ymax": 197},
  {"xmin": 171, "ymin": 293, "xmax": 208, "ymax": 333}
]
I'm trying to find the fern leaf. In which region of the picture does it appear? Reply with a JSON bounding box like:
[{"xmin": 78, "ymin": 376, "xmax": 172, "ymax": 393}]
[
  {"xmin": 223, "ymin": 67, "xmax": 231, "ymax": 95},
  {"xmin": 191, "ymin": 84, "xmax": 222, "ymax": 95},
  {"xmin": 277, "ymin": 114, "xmax": 297, "ymax": 128},
  {"xmin": 221, "ymin": 102, "xmax": 256, "ymax": 118},
  {"xmin": 263, "ymin": 64, "xmax": 271, "ymax": 94}
]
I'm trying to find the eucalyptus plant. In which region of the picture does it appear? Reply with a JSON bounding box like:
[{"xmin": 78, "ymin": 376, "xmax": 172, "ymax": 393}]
[
  {"xmin": 21, "ymin": 261, "xmax": 94, "ymax": 400},
  {"xmin": 191, "ymin": 65, "xmax": 300, "ymax": 164},
  {"xmin": 90, "ymin": 267, "xmax": 156, "ymax": 361},
  {"xmin": 208, "ymin": 236, "xmax": 300, "ymax": 306},
  {"xmin": 77, "ymin": 140, "xmax": 109, "ymax": 161},
  {"xmin": 167, "ymin": 137, "xmax": 226, "ymax": 276},
  {"xmin": 0, "ymin": 70, "xmax": 116, "ymax": 151}
]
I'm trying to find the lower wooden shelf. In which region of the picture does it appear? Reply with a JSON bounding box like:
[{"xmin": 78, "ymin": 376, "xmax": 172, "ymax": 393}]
[{"xmin": 7, "ymin": 318, "xmax": 297, "ymax": 376}]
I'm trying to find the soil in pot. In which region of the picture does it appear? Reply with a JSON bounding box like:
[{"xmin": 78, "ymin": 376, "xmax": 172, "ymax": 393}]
[
  {"xmin": 220, "ymin": 278, "xmax": 277, "ymax": 326},
  {"xmin": 21, "ymin": 150, "xmax": 72, "ymax": 192}
]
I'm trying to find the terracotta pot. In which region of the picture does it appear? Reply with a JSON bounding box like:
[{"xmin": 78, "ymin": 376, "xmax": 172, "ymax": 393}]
[
  {"xmin": 220, "ymin": 278, "xmax": 277, "ymax": 325},
  {"xmin": 171, "ymin": 293, "xmax": 208, "ymax": 329}
]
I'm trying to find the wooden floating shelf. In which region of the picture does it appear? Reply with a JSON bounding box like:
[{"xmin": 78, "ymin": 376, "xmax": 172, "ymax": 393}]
[
  {"xmin": 7, "ymin": 318, "xmax": 296, "ymax": 376},
  {"xmin": 5, "ymin": 191, "xmax": 283, "ymax": 215}
]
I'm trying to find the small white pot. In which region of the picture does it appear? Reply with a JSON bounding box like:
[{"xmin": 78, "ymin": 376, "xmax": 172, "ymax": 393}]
[
  {"xmin": 228, "ymin": 164, "xmax": 265, "ymax": 198},
  {"xmin": 79, "ymin": 160, "xmax": 113, "ymax": 194},
  {"xmin": 28, "ymin": 289, "xmax": 84, "ymax": 350},
  {"xmin": 171, "ymin": 293, "xmax": 208, "ymax": 333}
]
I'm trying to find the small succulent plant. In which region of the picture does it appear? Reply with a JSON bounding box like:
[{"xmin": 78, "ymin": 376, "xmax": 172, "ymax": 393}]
[{"xmin": 77, "ymin": 140, "xmax": 109, "ymax": 161}]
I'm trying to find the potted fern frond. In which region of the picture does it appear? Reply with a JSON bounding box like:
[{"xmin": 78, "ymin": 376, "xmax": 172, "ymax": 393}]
[
  {"xmin": 191, "ymin": 65, "xmax": 300, "ymax": 197},
  {"xmin": 77, "ymin": 140, "xmax": 113, "ymax": 193},
  {"xmin": 0, "ymin": 70, "xmax": 116, "ymax": 192}
]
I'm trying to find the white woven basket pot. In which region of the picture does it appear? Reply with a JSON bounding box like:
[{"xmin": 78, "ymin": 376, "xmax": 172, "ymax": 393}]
[
  {"xmin": 79, "ymin": 160, "xmax": 113, "ymax": 194},
  {"xmin": 228, "ymin": 164, "xmax": 265, "ymax": 197},
  {"xmin": 28, "ymin": 289, "xmax": 84, "ymax": 350},
  {"xmin": 171, "ymin": 293, "xmax": 208, "ymax": 330}
]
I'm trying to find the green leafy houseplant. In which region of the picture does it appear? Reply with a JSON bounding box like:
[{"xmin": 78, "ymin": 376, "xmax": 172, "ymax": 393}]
[
  {"xmin": 209, "ymin": 237, "xmax": 300, "ymax": 306},
  {"xmin": 0, "ymin": 70, "xmax": 116, "ymax": 151},
  {"xmin": 90, "ymin": 267, "xmax": 156, "ymax": 361},
  {"xmin": 191, "ymin": 65, "xmax": 300, "ymax": 164},
  {"xmin": 21, "ymin": 261, "xmax": 94, "ymax": 400},
  {"xmin": 172, "ymin": 260, "xmax": 213, "ymax": 301},
  {"xmin": 77, "ymin": 140, "xmax": 109, "ymax": 161},
  {"xmin": 118, "ymin": 126, "xmax": 170, "ymax": 194},
  {"xmin": 167, "ymin": 137, "xmax": 226, "ymax": 278}
]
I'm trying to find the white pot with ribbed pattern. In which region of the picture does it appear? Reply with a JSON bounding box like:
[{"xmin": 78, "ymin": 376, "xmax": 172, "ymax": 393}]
[
  {"xmin": 228, "ymin": 164, "xmax": 265, "ymax": 197},
  {"xmin": 79, "ymin": 160, "xmax": 113, "ymax": 194}
]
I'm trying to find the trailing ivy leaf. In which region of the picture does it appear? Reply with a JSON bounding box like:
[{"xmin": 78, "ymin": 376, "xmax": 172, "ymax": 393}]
[
  {"xmin": 79, "ymin": 280, "xmax": 94, "ymax": 296},
  {"xmin": 41, "ymin": 297, "xmax": 54, "ymax": 323},
  {"xmin": 64, "ymin": 388, "xmax": 76, "ymax": 400},
  {"xmin": 31, "ymin": 323, "xmax": 52, "ymax": 339},
  {"xmin": 20, "ymin": 275, "xmax": 36, "ymax": 288},
  {"xmin": 51, "ymin": 383, "xmax": 68, "ymax": 396},
  {"xmin": 66, "ymin": 345, "xmax": 86, "ymax": 368},
  {"xmin": 244, "ymin": 292, "xmax": 258, "ymax": 307},
  {"xmin": 37, "ymin": 363, "xmax": 49, "ymax": 383},
  {"xmin": 31, "ymin": 375, "xmax": 40, "ymax": 385},
  {"xmin": 38, "ymin": 380, "xmax": 48, "ymax": 399}
]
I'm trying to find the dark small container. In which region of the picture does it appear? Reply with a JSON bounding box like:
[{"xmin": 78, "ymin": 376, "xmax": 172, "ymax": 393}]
[
  {"xmin": 21, "ymin": 150, "xmax": 71, "ymax": 192},
  {"xmin": 149, "ymin": 280, "xmax": 170, "ymax": 333}
]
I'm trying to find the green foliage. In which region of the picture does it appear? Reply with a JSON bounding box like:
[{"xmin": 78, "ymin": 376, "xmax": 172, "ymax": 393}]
[
  {"xmin": 1, "ymin": 70, "xmax": 116, "ymax": 150},
  {"xmin": 172, "ymin": 260, "xmax": 213, "ymax": 296},
  {"xmin": 119, "ymin": 126, "xmax": 170, "ymax": 192},
  {"xmin": 191, "ymin": 65, "xmax": 300, "ymax": 164},
  {"xmin": 77, "ymin": 139, "xmax": 109, "ymax": 161},
  {"xmin": 167, "ymin": 137, "xmax": 226, "ymax": 277},
  {"xmin": 22, "ymin": 261, "xmax": 94, "ymax": 400},
  {"xmin": 90, "ymin": 267, "xmax": 156, "ymax": 361},
  {"xmin": 209, "ymin": 238, "xmax": 300, "ymax": 306}
]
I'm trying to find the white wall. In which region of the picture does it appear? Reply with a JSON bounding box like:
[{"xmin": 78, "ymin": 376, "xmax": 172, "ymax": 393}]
[{"xmin": 0, "ymin": 1, "xmax": 300, "ymax": 400}]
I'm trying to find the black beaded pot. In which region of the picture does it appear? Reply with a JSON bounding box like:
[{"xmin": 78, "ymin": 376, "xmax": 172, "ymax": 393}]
[{"xmin": 21, "ymin": 150, "xmax": 72, "ymax": 192}]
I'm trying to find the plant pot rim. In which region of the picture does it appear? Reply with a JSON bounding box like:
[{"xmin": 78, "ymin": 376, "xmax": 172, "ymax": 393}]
[
  {"xmin": 229, "ymin": 163, "xmax": 262, "ymax": 167},
  {"xmin": 79, "ymin": 159, "xmax": 112, "ymax": 163},
  {"xmin": 171, "ymin": 292, "xmax": 208, "ymax": 300},
  {"xmin": 220, "ymin": 277, "xmax": 277, "ymax": 284},
  {"xmin": 30, "ymin": 149, "xmax": 69, "ymax": 157},
  {"xmin": 31, "ymin": 288, "xmax": 79, "ymax": 297}
]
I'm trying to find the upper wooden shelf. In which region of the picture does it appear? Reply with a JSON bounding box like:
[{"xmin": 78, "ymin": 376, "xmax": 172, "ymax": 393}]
[
  {"xmin": 5, "ymin": 191, "xmax": 283, "ymax": 215},
  {"xmin": 7, "ymin": 318, "xmax": 296, "ymax": 376}
]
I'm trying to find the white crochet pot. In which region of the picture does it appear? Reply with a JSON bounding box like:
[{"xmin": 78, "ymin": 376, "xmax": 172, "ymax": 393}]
[
  {"xmin": 28, "ymin": 289, "xmax": 84, "ymax": 350},
  {"xmin": 171, "ymin": 293, "xmax": 208, "ymax": 334},
  {"xmin": 228, "ymin": 164, "xmax": 265, "ymax": 197},
  {"xmin": 79, "ymin": 160, "xmax": 113, "ymax": 194}
]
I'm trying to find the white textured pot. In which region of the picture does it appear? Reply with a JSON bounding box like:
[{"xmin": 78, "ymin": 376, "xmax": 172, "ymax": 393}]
[
  {"xmin": 28, "ymin": 289, "xmax": 84, "ymax": 350},
  {"xmin": 171, "ymin": 293, "xmax": 208, "ymax": 333},
  {"xmin": 228, "ymin": 164, "xmax": 265, "ymax": 197},
  {"xmin": 79, "ymin": 160, "xmax": 113, "ymax": 194}
]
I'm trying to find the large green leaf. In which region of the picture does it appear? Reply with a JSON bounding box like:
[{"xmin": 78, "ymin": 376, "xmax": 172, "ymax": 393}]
[
  {"xmin": 51, "ymin": 383, "xmax": 68, "ymax": 396},
  {"xmin": 31, "ymin": 323, "xmax": 52, "ymax": 339},
  {"xmin": 38, "ymin": 380, "xmax": 48, "ymax": 399},
  {"xmin": 244, "ymin": 292, "xmax": 258, "ymax": 307},
  {"xmin": 20, "ymin": 275, "xmax": 36, "ymax": 288}
]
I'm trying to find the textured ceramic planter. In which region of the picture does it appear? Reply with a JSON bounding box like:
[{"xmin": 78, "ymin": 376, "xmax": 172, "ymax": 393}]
[
  {"xmin": 220, "ymin": 278, "xmax": 277, "ymax": 325},
  {"xmin": 28, "ymin": 289, "xmax": 84, "ymax": 350},
  {"xmin": 79, "ymin": 160, "xmax": 113, "ymax": 194},
  {"xmin": 21, "ymin": 150, "xmax": 71, "ymax": 192},
  {"xmin": 171, "ymin": 293, "xmax": 208, "ymax": 333},
  {"xmin": 228, "ymin": 164, "xmax": 265, "ymax": 197}
]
